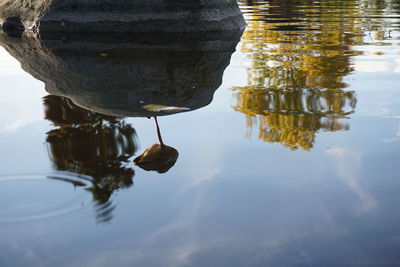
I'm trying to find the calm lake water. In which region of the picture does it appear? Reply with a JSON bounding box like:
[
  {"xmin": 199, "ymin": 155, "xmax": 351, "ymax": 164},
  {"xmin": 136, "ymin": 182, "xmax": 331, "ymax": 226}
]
[{"xmin": 1, "ymin": 1, "xmax": 400, "ymax": 266}]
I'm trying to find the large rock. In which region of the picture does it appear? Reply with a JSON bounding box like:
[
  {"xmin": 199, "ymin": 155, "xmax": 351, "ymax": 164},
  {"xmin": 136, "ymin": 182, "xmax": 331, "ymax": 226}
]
[
  {"xmin": 0, "ymin": 30, "xmax": 242, "ymax": 117},
  {"xmin": 0, "ymin": 0, "xmax": 245, "ymax": 33}
]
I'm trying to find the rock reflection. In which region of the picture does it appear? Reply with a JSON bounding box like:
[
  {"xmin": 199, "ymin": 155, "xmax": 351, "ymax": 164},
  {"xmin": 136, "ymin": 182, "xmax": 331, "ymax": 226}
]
[
  {"xmin": 44, "ymin": 95, "xmax": 137, "ymax": 223},
  {"xmin": 0, "ymin": 30, "xmax": 241, "ymax": 222},
  {"xmin": 0, "ymin": 30, "xmax": 242, "ymax": 117},
  {"xmin": 234, "ymin": 0, "xmax": 359, "ymax": 150}
]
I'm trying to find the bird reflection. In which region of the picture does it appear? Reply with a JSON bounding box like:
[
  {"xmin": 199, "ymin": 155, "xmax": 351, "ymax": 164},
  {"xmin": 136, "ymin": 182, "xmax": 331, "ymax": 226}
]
[
  {"xmin": 134, "ymin": 117, "xmax": 179, "ymax": 173},
  {"xmin": 44, "ymin": 95, "xmax": 137, "ymax": 223},
  {"xmin": 234, "ymin": 0, "xmax": 359, "ymax": 150}
]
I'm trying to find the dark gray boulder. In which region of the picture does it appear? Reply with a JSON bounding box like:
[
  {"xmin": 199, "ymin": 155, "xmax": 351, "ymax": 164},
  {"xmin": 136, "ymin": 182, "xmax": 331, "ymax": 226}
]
[
  {"xmin": 0, "ymin": 0, "xmax": 245, "ymax": 33},
  {"xmin": 0, "ymin": 30, "xmax": 242, "ymax": 117}
]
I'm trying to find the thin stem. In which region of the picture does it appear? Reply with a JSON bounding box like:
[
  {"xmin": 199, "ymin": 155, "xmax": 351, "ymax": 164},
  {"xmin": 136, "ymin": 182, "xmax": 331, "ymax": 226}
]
[{"xmin": 154, "ymin": 117, "xmax": 164, "ymax": 147}]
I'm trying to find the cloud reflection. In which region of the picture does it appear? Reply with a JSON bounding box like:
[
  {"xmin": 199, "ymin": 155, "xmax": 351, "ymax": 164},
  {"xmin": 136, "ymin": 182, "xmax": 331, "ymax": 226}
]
[{"xmin": 326, "ymin": 147, "xmax": 377, "ymax": 214}]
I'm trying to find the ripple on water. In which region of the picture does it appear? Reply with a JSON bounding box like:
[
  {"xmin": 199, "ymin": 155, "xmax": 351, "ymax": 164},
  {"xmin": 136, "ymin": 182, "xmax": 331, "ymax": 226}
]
[{"xmin": 0, "ymin": 173, "xmax": 92, "ymax": 223}]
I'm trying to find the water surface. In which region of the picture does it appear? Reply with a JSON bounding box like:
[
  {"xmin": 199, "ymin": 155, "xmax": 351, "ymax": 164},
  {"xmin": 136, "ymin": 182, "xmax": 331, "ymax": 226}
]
[{"xmin": 1, "ymin": 1, "xmax": 400, "ymax": 266}]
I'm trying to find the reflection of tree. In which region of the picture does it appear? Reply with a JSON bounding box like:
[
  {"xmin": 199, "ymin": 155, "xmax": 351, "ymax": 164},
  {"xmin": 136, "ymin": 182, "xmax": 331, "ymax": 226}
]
[
  {"xmin": 44, "ymin": 95, "xmax": 138, "ymax": 223},
  {"xmin": 233, "ymin": 89, "xmax": 356, "ymax": 150},
  {"xmin": 234, "ymin": 0, "xmax": 360, "ymax": 150}
]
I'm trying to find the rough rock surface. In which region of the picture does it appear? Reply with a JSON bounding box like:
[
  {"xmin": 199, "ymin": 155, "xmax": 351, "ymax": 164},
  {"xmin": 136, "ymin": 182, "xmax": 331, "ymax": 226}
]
[
  {"xmin": 0, "ymin": 0, "xmax": 245, "ymax": 32},
  {"xmin": 0, "ymin": 30, "xmax": 242, "ymax": 117}
]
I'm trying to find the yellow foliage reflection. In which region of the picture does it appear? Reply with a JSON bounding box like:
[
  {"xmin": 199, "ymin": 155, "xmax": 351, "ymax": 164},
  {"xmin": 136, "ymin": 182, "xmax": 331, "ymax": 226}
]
[{"xmin": 233, "ymin": 0, "xmax": 364, "ymax": 150}]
